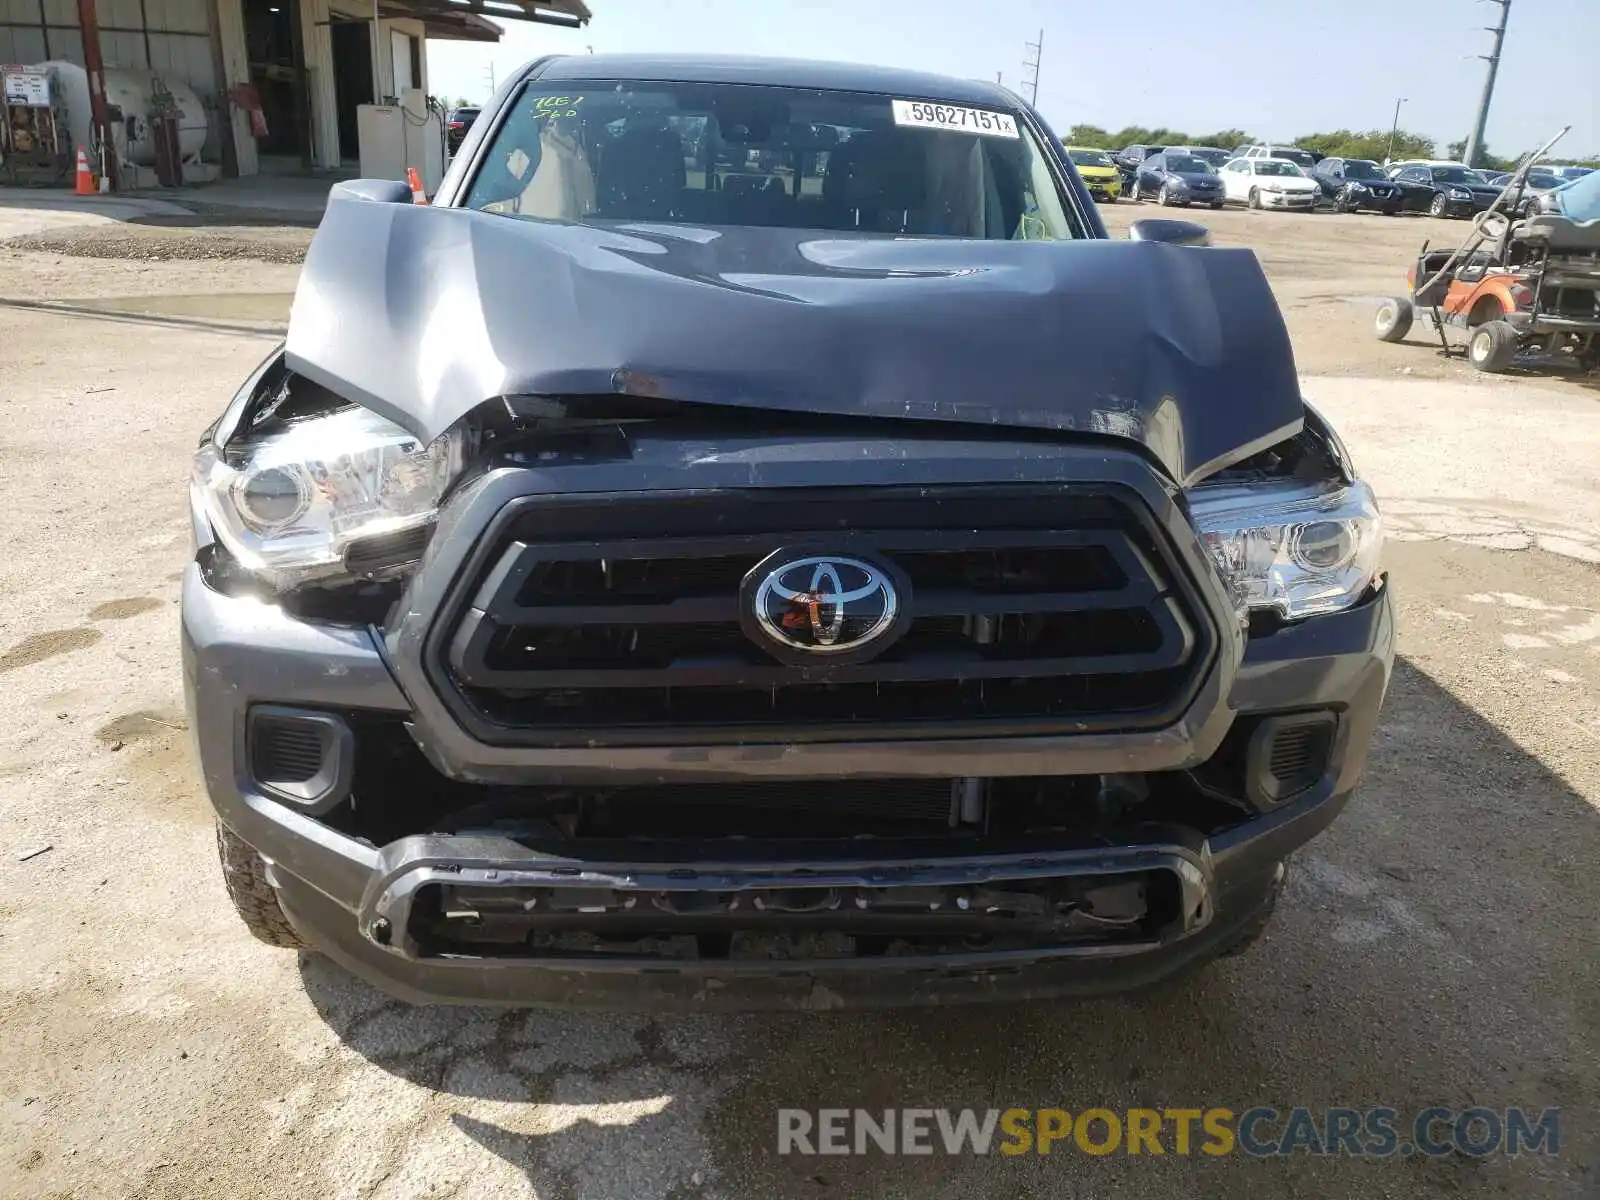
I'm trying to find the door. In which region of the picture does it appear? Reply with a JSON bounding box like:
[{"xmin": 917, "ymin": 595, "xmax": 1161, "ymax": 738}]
[
  {"xmin": 1139, "ymin": 153, "xmax": 1165, "ymax": 195},
  {"xmin": 1398, "ymin": 167, "xmax": 1431, "ymax": 213},
  {"xmin": 1220, "ymin": 159, "xmax": 1249, "ymax": 202}
]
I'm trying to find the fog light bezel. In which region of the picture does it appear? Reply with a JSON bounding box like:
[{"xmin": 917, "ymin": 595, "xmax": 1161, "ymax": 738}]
[{"xmin": 245, "ymin": 706, "xmax": 354, "ymax": 812}]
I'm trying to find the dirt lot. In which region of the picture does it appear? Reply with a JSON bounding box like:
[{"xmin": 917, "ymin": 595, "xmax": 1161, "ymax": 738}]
[{"xmin": 1, "ymin": 195, "xmax": 1597, "ymax": 1200}]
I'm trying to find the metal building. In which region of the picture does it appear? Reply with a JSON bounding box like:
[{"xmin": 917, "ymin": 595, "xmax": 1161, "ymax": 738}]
[{"xmin": 0, "ymin": 0, "xmax": 589, "ymax": 183}]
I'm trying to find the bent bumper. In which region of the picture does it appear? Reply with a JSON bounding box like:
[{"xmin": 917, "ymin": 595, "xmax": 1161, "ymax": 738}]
[{"xmin": 183, "ymin": 552, "xmax": 1393, "ymax": 1009}]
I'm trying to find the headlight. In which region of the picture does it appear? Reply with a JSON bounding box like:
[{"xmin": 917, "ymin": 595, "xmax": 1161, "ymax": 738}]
[
  {"xmin": 1348, "ymin": 183, "xmax": 1368, "ymax": 193},
  {"xmin": 1190, "ymin": 480, "xmax": 1383, "ymax": 624},
  {"xmin": 1449, "ymin": 187, "xmax": 1471, "ymax": 200},
  {"xmin": 193, "ymin": 406, "xmax": 456, "ymax": 589}
]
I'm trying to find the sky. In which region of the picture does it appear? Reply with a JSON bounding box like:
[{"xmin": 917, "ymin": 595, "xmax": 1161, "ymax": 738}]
[{"xmin": 428, "ymin": 0, "xmax": 1598, "ymax": 160}]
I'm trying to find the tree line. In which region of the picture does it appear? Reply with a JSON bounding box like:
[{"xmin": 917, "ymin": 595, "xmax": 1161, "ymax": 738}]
[{"xmin": 1063, "ymin": 124, "xmax": 1599, "ymax": 170}]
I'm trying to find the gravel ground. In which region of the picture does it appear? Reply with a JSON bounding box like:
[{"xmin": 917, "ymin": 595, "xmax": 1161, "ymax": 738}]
[{"xmin": 0, "ymin": 200, "xmax": 1597, "ymax": 1199}]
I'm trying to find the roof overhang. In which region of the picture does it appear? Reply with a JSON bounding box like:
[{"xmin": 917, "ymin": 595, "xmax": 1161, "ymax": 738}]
[{"xmin": 397, "ymin": 0, "xmax": 589, "ymax": 37}]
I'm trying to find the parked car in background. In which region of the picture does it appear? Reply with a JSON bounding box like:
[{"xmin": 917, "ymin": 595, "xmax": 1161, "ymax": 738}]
[
  {"xmin": 1391, "ymin": 163, "xmax": 1502, "ymax": 218},
  {"xmin": 1310, "ymin": 157, "xmax": 1404, "ymax": 214},
  {"xmin": 445, "ymin": 107, "xmax": 481, "ymax": 155},
  {"xmin": 1552, "ymin": 166, "xmax": 1595, "ymax": 183},
  {"xmin": 1129, "ymin": 151, "xmax": 1225, "ymax": 208},
  {"xmin": 1219, "ymin": 157, "xmax": 1321, "ymax": 209},
  {"xmin": 1242, "ymin": 144, "xmax": 1320, "ymax": 173},
  {"xmin": 1165, "ymin": 145, "xmax": 1231, "ymax": 170},
  {"xmin": 1063, "ymin": 145, "xmax": 1122, "ymax": 201},
  {"xmin": 1499, "ymin": 167, "xmax": 1569, "ymax": 215},
  {"xmin": 1384, "ymin": 158, "xmax": 1466, "ymax": 180},
  {"xmin": 1113, "ymin": 144, "xmax": 1165, "ymax": 188}
]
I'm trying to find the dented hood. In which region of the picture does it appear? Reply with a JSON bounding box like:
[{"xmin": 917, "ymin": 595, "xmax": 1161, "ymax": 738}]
[{"xmin": 286, "ymin": 191, "xmax": 1303, "ymax": 485}]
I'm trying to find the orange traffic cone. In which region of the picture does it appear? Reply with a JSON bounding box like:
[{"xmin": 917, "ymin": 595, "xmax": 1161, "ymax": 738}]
[
  {"xmin": 74, "ymin": 145, "xmax": 95, "ymax": 196},
  {"xmin": 407, "ymin": 167, "xmax": 427, "ymax": 205}
]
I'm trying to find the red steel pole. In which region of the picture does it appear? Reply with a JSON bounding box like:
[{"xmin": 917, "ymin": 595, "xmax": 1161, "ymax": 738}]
[{"xmin": 74, "ymin": 0, "xmax": 119, "ymax": 190}]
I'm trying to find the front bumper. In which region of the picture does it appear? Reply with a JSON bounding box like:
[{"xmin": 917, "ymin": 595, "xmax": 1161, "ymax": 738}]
[
  {"xmin": 183, "ymin": 544, "xmax": 1394, "ymax": 1008},
  {"xmin": 1260, "ymin": 190, "xmax": 1318, "ymax": 209}
]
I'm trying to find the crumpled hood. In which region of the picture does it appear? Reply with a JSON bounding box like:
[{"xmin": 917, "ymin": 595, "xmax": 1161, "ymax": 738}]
[{"xmin": 286, "ymin": 190, "xmax": 1304, "ymax": 485}]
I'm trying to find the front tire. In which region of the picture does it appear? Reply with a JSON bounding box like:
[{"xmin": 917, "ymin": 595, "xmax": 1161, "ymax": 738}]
[
  {"xmin": 1128, "ymin": 177, "xmax": 1142, "ymax": 202},
  {"xmin": 1248, "ymin": 187, "xmax": 1262, "ymax": 210},
  {"xmin": 1158, "ymin": 182, "xmax": 1172, "ymax": 206},
  {"xmin": 216, "ymin": 821, "xmax": 305, "ymax": 949},
  {"xmin": 1429, "ymin": 193, "xmax": 1449, "ymax": 218},
  {"xmin": 1209, "ymin": 200, "xmax": 1224, "ymax": 210},
  {"xmin": 1468, "ymin": 320, "xmax": 1519, "ymax": 373},
  {"xmin": 1374, "ymin": 296, "xmax": 1414, "ymax": 342}
]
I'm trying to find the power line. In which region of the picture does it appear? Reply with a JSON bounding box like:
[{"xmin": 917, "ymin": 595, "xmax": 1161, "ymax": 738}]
[
  {"xmin": 1463, "ymin": 0, "xmax": 1511, "ymax": 167},
  {"xmin": 1022, "ymin": 29, "xmax": 1043, "ymax": 107}
]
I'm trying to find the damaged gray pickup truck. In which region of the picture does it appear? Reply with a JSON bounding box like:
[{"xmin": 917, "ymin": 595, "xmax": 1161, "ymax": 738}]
[{"xmin": 184, "ymin": 54, "xmax": 1393, "ymax": 1010}]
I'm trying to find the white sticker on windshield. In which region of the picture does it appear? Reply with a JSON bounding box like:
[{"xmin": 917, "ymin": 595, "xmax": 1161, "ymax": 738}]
[{"xmin": 892, "ymin": 100, "xmax": 1019, "ymax": 139}]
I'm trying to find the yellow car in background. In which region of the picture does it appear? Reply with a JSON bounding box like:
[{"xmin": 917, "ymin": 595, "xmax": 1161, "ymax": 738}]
[{"xmin": 1063, "ymin": 145, "xmax": 1122, "ymax": 202}]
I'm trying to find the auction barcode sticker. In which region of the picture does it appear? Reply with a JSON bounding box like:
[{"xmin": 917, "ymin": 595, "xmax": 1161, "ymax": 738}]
[{"xmin": 892, "ymin": 100, "xmax": 1019, "ymax": 139}]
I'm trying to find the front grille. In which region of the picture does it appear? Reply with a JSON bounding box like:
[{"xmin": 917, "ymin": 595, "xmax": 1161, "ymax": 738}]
[{"xmin": 430, "ymin": 486, "xmax": 1213, "ymax": 747}]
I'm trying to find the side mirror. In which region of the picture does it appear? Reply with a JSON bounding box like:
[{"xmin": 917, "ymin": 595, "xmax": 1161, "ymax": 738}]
[
  {"xmin": 331, "ymin": 178, "xmax": 414, "ymax": 205},
  {"xmin": 1128, "ymin": 218, "xmax": 1210, "ymax": 247}
]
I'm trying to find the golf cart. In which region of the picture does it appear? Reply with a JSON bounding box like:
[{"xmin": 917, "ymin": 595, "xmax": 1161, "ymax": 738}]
[{"xmin": 1373, "ymin": 130, "xmax": 1600, "ymax": 375}]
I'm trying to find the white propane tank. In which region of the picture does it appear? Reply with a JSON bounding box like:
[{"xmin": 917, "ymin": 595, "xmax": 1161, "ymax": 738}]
[
  {"xmin": 35, "ymin": 61, "xmax": 209, "ymax": 166},
  {"xmin": 105, "ymin": 68, "xmax": 209, "ymax": 164}
]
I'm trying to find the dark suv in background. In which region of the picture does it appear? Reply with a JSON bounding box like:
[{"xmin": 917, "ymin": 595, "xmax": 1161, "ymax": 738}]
[
  {"xmin": 187, "ymin": 54, "xmax": 1392, "ymax": 1011},
  {"xmin": 1310, "ymin": 157, "xmax": 1404, "ymax": 214},
  {"xmin": 445, "ymin": 106, "xmax": 480, "ymax": 156}
]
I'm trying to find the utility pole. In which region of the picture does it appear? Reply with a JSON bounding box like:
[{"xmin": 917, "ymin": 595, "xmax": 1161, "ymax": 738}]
[
  {"xmin": 1022, "ymin": 29, "xmax": 1043, "ymax": 107},
  {"xmin": 1386, "ymin": 97, "xmax": 1407, "ymax": 163},
  {"xmin": 1463, "ymin": 0, "xmax": 1511, "ymax": 168}
]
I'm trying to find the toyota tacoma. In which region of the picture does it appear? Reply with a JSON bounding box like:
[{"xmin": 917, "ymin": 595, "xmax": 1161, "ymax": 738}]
[{"xmin": 185, "ymin": 54, "xmax": 1393, "ymax": 1010}]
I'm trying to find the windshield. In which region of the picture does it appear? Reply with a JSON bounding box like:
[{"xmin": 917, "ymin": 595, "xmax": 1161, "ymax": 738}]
[
  {"xmin": 1067, "ymin": 148, "xmax": 1113, "ymax": 167},
  {"xmin": 1432, "ymin": 167, "xmax": 1482, "ymax": 184},
  {"xmin": 1255, "ymin": 161, "xmax": 1304, "ymax": 177},
  {"xmin": 1525, "ymin": 171, "xmax": 1560, "ymax": 188},
  {"xmin": 1166, "ymin": 156, "xmax": 1211, "ymax": 174},
  {"xmin": 1558, "ymin": 166, "xmax": 1594, "ymax": 180},
  {"xmin": 1554, "ymin": 169, "xmax": 1600, "ymax": 221},
  {"xmin": 1189, "ymin": 149, "xmax": 1229, "ymax": 167},
  {"xmin": 1343, "ymin": 160, "xmax": 1382, "ymax": 180},
  {"xmin": 465, "ymin": 81, "xmax": 1078, "ymax": 240},
  {"xmin": 1275, "ymin": 149, "xmax": 1316, "ymax": 167}
]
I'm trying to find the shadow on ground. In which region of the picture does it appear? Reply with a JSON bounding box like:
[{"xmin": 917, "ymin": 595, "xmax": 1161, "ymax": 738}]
[{"xmin": 298, "ymin": 655, "xmax": 1599, "ymax": 1199}]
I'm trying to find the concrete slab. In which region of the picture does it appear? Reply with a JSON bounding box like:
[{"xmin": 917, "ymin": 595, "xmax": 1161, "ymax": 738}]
[{"xmin": 0, "ymin": 189, "xmax": 196, "ymax": 237}]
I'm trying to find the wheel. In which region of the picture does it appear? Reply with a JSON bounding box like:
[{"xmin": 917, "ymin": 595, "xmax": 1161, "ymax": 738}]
[
  {"xmin": 1248, "ymin": 187, "xmax": 1261, "ymax": 210},
  {"xmin": 1374, "ymin": 296, "xmax": 1414, "ymax": 342},
  {"xmin": 216, "ymin": 821, "xmax": 305, "ymax": 949},
  {"xmin": 1209, "ymin": 201, "xmax": 1223, "ymax": 210},
  {"xmin": 1428, "ymin": 193, "xmax": 1449, "ymax": 218},
  {"xmin": 1128, "ymin": 177, "xmax": 1141, "ymax": 202},
  {"xmin": 1158, "ymin": 182, "xmax": 1172, "ymax": 206},
  {"xmin": 1468, "ymin": 320, "xmax": 1519, "ymax": 373}
]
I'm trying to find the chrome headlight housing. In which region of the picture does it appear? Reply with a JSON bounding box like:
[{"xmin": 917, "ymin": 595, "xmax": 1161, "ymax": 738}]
[
  {"xmin": 193, "ymin": 405, "xmax": 457, "ymax": 590},
  {"xmin": 1449, "ymin": 187, "xmax": 1472, "ymax": 200},
  {"xmin": 1190, "ymin": 480, "xmax": 1383, "ymax": 624}
]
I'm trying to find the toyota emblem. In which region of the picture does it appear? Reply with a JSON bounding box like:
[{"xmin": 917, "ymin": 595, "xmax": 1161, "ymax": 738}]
[{"xmin": 745, "ymin": 553, "xmax": 902, "ymax": 659}]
